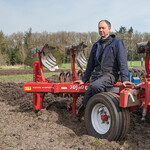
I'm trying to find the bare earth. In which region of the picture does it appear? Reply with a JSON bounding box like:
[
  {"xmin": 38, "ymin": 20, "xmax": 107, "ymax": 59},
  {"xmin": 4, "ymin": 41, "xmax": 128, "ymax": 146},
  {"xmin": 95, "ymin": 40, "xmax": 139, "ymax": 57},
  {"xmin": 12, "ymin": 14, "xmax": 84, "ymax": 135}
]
[{"xmin": 0, "ymin": 71, "xmax": 150, "ymax": 150}]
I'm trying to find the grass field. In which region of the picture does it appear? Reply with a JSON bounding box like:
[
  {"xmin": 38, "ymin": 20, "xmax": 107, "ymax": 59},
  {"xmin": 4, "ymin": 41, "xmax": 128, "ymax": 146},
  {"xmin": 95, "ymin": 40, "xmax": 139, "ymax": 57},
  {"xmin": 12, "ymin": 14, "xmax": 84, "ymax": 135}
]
[
  {"xmin": 0, "ymin": 72, "xmax": 60, "ymax": 82},
  {"xmin": 128, "ymin": 61, "xmax": 144, "ymax": 68},
  {"xmin": 0, "ymin": 61, "xmax": 144, "ymax": 70},
  {"xmin": 0, "ymin": 63, "xmax": 80, "ymax": 70},
  {"xmin": 61, "ymin": 61, "xmax": 145, "ymax": 69},
  {"xmin": 0, "ymin": 61, "xmax": 144, "ymax": 81}
]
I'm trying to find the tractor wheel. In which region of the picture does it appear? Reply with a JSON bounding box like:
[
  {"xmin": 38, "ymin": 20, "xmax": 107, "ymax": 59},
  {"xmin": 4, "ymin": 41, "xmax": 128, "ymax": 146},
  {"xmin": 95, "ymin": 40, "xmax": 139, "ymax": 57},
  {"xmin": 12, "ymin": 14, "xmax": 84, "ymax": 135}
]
[
  {"xmin": 119, "ymin": 108, "xmax": 130, "ymax": 140},
  {"xmin": 103, "ymin": 92, "xmax": 130, "ymax": 140},
  {"xmin": 84, "ymin": 92, "xmax": 124, "ymax": 141}
]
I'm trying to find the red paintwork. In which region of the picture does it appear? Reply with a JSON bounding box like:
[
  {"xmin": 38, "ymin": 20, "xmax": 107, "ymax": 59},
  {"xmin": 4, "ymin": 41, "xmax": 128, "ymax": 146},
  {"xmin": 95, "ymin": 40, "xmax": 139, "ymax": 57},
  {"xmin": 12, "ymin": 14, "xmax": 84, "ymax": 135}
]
[
  {"xmin": 24, "ymin": 48, "xmax": 150, "ymax": 117},
  {"xmin": 145, "ymin": 53, "xmax": 150, "ymax": 78}
]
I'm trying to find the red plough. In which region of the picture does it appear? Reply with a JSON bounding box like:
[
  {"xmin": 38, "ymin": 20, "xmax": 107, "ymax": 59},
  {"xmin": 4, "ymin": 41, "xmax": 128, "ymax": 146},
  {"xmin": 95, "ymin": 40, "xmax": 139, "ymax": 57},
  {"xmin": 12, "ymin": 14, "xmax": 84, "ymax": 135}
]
[{"xmin": 24, "ymin": 41, "xmax": 150, "ymax": 141}]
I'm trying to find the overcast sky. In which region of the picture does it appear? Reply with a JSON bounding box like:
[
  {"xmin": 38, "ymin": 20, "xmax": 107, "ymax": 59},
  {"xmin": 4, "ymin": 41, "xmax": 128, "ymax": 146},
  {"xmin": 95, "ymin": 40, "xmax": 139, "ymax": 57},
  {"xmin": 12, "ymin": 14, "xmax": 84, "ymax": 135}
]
[{"xmin": 0, "ymin": 0, "xmax": 150, "ymax": 35}]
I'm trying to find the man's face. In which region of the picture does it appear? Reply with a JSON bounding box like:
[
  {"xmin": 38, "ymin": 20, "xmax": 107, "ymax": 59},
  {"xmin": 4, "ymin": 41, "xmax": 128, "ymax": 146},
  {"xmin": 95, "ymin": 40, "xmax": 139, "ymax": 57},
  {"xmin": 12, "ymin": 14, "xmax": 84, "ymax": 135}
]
[{"xmin": 98, "ymin": 21, "xmax": 111, "ymax": 39}]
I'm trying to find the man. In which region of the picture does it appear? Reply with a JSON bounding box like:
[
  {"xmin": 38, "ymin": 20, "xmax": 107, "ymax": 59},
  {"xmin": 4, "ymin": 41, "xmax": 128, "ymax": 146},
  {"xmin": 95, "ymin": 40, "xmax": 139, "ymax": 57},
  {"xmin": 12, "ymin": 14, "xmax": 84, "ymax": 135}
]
[{"xmin": 75, "ymin": 20, "xmax": 132, "ymax": 117}]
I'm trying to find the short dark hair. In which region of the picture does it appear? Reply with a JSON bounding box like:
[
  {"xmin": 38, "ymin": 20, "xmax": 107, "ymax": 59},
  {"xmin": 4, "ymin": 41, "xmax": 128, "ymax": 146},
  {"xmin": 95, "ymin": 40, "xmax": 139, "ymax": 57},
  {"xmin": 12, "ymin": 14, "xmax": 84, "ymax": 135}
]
[{"xmin": 98, "ymin": 20, "xmax": 111, "ymax": 28}]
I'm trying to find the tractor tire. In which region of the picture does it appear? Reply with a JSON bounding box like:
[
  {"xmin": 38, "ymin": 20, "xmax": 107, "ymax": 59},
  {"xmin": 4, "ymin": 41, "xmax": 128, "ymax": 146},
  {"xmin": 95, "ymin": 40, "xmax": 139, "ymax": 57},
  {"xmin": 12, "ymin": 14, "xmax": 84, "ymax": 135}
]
[
  {"xmin": 103, "ymin": 92, "xmax": 123, "ymax": 141},
  {"xmin": 84, "ymin": 92, "xmax": 124, "ymax": 141},
  {"xmin": 104, "ymin": 92, "xmax": 130, "ymax": 140},
  {"xmin": 119, "ymin": 108, "xmax": 130, "ymax": 140}
]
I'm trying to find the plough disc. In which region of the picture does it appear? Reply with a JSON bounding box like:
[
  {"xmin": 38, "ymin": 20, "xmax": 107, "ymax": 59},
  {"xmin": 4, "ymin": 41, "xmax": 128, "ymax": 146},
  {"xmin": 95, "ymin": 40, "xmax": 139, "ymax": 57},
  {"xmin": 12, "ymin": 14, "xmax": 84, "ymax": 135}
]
[
  {"xmin": 65, "ymin": 42, "xmax": 87, "ymax": 71},
  {"xmin": 31, "ymin": 44, "xmax": 59, "ymax": 71},
  {"xmin": 137, "ymin": 41, "xmax": 150, "ymax": 53}
]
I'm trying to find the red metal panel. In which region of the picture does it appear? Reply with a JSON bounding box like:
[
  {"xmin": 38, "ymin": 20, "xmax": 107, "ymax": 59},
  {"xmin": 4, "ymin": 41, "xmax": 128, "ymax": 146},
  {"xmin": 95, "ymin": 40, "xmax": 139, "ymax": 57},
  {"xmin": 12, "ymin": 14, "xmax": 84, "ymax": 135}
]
[
  {"xmin": 140, "ymin": 78, "xmax": 150, "ymax": 109},
  {"xmin": 120, "ymin": 89, "xmax": 129, "ymax": 108},
  {"xmin": 24, "ymin": 82, "xmax": 89, "ymax": 93},
  {"xmin": 72, "ymin": 94, "xmax": 78, "ymax": 115},
  {"xmin": 33, "ymin": 61, "xmax": 40, "ymax": 82},
  {"xmin": 33, "ymin": 93, "xmax": 45, "ymax": 110},
  {"xmin": 71, "ymin": 49, "xmax": 79, "ymax": 81},
  {"xmin": 120, "ymin": 88, "xmax": 141, "ymax": 108},
  {"xmin": 145, "ymin": 53, "xmax": 150, "ymax": 77},
  {"xmin": 24, "ymin": 82, "xmax": 54, "ymax": 93},
  {"xmin": 53, "ymin": 83, "xmax": 89, "ymax": 93}
]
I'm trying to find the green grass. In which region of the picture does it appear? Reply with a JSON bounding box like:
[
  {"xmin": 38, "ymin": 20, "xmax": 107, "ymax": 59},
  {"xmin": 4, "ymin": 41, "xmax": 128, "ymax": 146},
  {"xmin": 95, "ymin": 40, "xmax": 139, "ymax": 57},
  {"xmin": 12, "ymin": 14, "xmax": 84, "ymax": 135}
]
[
  {"xmin": 0, "ymin": 67, "xmax": 32, "ymax": 70},
  {"xmin": 0, "ymin": 142, "xmax": 13, "ymax": 149},
  {"xmin": 0, "ymin": 63, "xmax": 80, "ymax": 70},
  {"xmin": 93, "ymin": 139, "xmax": 105, "ymax": 146},
  {"xmin": 0, "ymin": 72, "xmax": 59, "ymax": 82},
  {"xmin": 60, "ymin": 63, "xmax": 80, "ymax": 69},
  {"xmin": 0, "ymin": 61, "xmax": 145, "ymax": 71},
  {"xmin": 62, "ymin": 61, "xmax": 144, "ymax": 69},
  {"xmin": 128, "ymin": 61, "xmax": 144, "ymax": 68},
  {"xmin": 62, "ymin": 61, "xmax": 145, "ymax": 69}
]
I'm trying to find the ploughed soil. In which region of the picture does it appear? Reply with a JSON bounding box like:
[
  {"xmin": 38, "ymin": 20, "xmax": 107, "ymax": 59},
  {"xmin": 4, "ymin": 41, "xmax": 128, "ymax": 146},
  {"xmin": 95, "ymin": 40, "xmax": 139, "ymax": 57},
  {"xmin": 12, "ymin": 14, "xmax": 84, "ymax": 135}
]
[{"xmin": 0, "ymin": 70, "xmax": 150, "ymax": 150}]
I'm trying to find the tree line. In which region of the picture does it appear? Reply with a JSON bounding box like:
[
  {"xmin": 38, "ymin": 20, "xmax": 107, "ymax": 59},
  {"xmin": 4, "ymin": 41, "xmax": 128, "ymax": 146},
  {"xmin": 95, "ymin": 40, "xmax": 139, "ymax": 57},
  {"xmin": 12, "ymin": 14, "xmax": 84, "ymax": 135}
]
[{"xmin": 0, "ymin": 27, "xmax": 150, "ymax": 67}]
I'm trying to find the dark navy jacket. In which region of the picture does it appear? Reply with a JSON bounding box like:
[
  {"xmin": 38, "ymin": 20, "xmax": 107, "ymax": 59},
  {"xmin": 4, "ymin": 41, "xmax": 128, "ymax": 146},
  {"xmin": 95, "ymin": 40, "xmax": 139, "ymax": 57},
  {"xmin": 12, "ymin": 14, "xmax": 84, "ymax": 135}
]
[{"xmin": 82, "ymin": 35, "xmax": 129, "ymax": 83}]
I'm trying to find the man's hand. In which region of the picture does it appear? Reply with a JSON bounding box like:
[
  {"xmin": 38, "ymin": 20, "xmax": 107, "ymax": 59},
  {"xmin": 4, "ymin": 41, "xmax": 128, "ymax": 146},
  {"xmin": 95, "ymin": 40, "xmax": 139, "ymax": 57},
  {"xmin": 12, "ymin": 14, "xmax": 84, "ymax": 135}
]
[
  {"xmin": 74, "ymin": 80, "xmax": 84, "ymax": 87},
  {"xmin": 122, "ymin": 81, "xmax": 134, "ymax": 87}
]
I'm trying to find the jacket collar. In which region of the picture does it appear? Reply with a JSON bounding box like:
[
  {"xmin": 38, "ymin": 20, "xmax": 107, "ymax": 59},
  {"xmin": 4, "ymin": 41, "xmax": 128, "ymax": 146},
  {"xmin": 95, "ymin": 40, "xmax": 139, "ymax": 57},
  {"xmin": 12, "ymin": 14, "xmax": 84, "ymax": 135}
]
[{"xmin": 96, "ymin": 34, "xmax": 115, "ymax": 46}]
